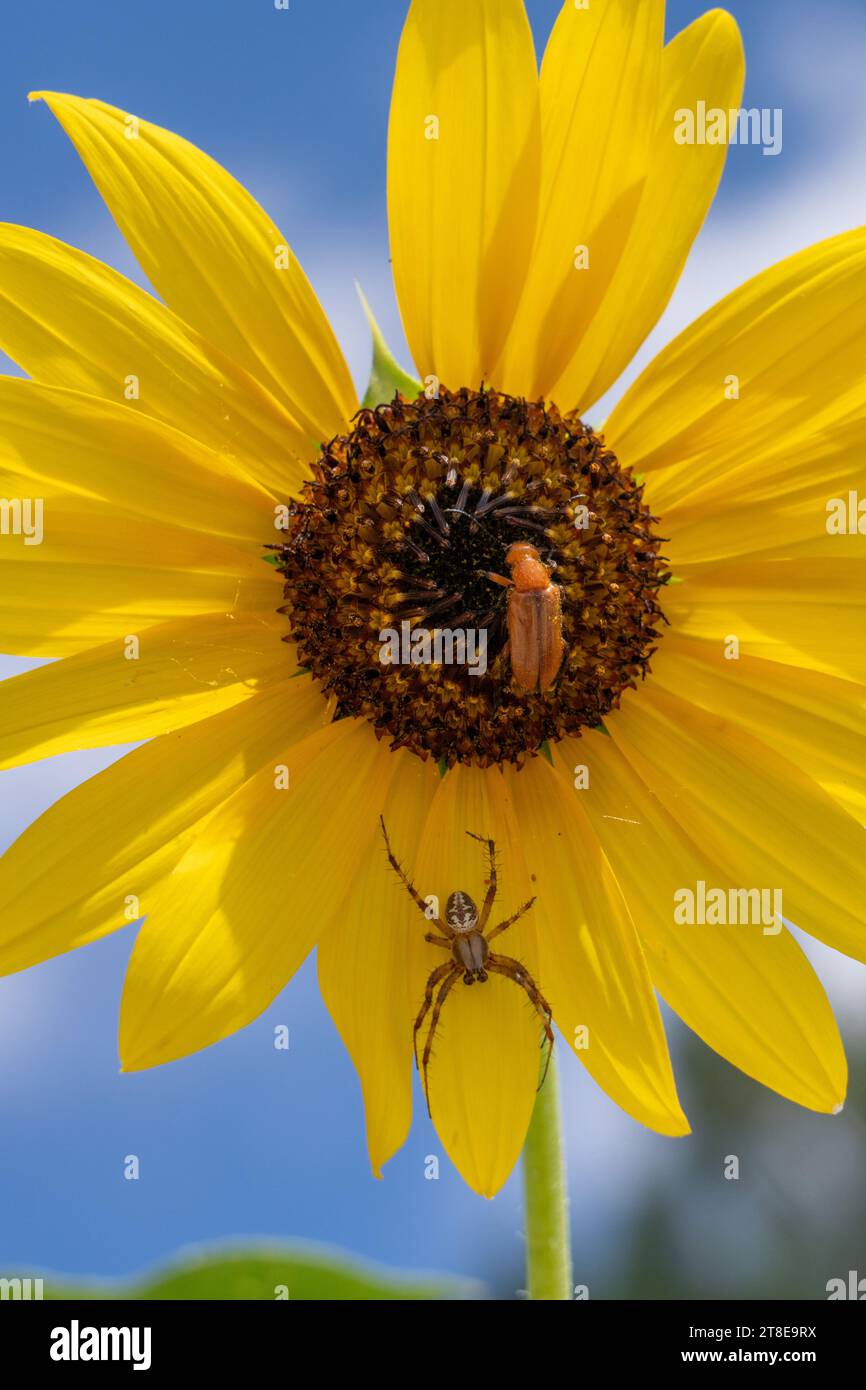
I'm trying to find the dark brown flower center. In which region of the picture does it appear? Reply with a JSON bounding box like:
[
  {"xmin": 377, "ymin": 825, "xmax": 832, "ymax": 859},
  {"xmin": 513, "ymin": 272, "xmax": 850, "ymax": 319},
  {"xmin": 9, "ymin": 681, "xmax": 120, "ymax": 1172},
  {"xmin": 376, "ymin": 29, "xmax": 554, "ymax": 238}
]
[{"xmin": 273, "ymin": 387, "xmax": 669, "ymax": 767}]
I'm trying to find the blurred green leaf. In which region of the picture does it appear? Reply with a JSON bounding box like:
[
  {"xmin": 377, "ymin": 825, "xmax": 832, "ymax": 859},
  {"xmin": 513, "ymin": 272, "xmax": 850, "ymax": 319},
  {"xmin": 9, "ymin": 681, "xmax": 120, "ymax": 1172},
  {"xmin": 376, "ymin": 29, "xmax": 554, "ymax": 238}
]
[
  {"xmin": 357, "ymin": 283, "xmax": 420, "ymax": 408},
  {"xmin": 27, "ymin": 1241, "xmax": 485, "ymax": 1301}
]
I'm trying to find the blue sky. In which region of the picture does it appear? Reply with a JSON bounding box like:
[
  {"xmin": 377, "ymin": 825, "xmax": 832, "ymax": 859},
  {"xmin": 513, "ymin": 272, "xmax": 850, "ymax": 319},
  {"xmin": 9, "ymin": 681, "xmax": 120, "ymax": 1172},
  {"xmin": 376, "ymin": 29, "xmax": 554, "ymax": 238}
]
[{"xmin": 1, "ymin": 0, "xmax": 865, "ymax": 1290}]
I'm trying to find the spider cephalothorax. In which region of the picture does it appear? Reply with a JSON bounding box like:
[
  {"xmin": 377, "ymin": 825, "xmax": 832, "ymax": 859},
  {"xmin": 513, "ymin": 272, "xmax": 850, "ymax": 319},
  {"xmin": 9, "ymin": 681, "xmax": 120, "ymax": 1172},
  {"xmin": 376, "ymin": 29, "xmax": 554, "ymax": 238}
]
[{"xmin": 380, "ymin": 816, "xmax": 554, "ymax": 1115}]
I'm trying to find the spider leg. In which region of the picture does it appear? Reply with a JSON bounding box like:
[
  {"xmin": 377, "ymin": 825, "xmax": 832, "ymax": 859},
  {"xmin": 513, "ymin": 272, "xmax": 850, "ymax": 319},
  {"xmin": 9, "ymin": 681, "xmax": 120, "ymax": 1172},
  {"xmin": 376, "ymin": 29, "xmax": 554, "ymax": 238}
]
[
  {"xmin": 485, "ymin": 896, "xmax": 536, "ymax": 942},
  {"xmin": 486, "ymin": 953, "xmax": 555, "ymax": 1089},
  {"xmin": 466, "ymin": 831, "xmax": 497, "ymax": 932},
  {"xmin": 380, "ymin": 815, "xmax": 451, "ymax": 939},
  {"xmin": 421, "ymin": 968, "xmax": 461, "ymax": 1118},
  {"xmin": 425, "ymin": 933, "xmax": 451, "ymax": 950},
  {"xmin": 413, "ymin": 961, "xmax": 455, "ymax": 1076}
]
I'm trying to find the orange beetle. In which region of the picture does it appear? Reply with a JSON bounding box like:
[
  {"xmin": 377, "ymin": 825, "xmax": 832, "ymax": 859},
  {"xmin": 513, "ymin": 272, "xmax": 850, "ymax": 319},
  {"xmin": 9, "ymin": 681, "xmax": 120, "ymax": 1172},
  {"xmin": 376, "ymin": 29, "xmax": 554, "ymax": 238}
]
[{"xmin": 486, "ymin": 542, "xmax": 566, "ymax": 693}]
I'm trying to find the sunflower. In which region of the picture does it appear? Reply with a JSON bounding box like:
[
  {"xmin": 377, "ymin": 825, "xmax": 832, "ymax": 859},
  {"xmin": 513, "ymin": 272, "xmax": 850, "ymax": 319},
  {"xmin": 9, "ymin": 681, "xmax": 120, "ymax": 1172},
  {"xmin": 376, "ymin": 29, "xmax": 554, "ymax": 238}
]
[{"xmin": 1, "ymin": 0, "xmax": 864, "ymax": 1204}]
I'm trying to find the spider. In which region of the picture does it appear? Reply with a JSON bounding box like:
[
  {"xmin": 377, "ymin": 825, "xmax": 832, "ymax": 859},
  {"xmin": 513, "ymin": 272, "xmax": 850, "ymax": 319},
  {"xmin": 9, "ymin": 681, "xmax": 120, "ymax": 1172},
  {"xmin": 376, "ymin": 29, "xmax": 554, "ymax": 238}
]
[{"xmin": 379, "ymin": 816, "xmax": 555, "ymax": 1117}]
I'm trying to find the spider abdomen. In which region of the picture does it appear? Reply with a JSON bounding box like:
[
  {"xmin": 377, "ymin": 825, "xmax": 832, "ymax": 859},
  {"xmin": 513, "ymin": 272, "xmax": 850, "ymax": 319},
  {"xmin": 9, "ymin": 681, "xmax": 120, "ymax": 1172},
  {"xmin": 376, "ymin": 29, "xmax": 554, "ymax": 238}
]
[{"xmin": 445, "ymin": 890, "xmax": 478, "ymax": 933}]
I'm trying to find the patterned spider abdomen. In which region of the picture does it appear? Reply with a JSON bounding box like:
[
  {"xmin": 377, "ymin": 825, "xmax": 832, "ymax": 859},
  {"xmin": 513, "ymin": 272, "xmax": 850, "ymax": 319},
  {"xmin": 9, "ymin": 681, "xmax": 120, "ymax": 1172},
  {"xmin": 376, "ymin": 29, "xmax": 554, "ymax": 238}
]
[{"xmin": 445, "ymin": 890, "xmax": 478, "ymax": 934}]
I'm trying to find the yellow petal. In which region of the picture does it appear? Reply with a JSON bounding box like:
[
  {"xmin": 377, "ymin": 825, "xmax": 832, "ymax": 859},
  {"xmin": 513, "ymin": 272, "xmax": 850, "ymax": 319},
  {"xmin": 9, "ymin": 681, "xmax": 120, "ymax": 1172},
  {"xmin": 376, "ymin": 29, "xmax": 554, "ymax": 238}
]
[
  {"xmin": 606, "ymin": 227, "xmax": 866, "ymax": 508},
  {"xmin": 318, "ymin": 749, "xmax": 440, "ymax": 1178},
  {"xmin": 0, "ymin": 612, "xmax": 294, "ymax": 768},
  {"xmin": 0, "ymin": 681, "xmax": 323, "ymax": 977},
  {"xmin": 32, "ymin": 91, "xmax": 356, "ymax": 441},
  {"xmin": 573, "ymin": 731, "xmax": 846, "ymax": 1112},
  {"xmin": 388, "ymin": 0, "xmax": 540, "ymax": 388},
  {"xmin": 659, "ymin": 416, "xmax": 866, "ymax": 568},
  {"xmin": 0, "ymin": 224, "xmax": 312, "ymax": 496},
  {"xmin": 120, "ymin": 718, "xmax": 382, "ymax": 1071},
  {"xmin": 411, "ymin": 766, "xmax": 543, "ymax": 1198},
  {"xmin": 496, "ymin": 0, "xmax": 664, "ymax": 399},
  {"xmin": 567, "ymin": 9, "xmax": 745, "ymax": 410},
  {"xmin": 0, "ymin": 507, "xmax": 280, "ymax": 657},
  {"xmin": 664, "ymin": 557, "xmax": 866, "ymax": 684},
  {"xmin": 611, "ymin": 684, "xmax": 866, "ymax": 964},
  {"xmin": 500, "ymin": 756, "xmax": 688, "ymax": 1137},
  {"xmin": 650, "ymin": 636, "xmax": 866, "ymax": 822},
  {"xmin": 0, "ymin": 377, "xmax": 276, "ymax": 544}
]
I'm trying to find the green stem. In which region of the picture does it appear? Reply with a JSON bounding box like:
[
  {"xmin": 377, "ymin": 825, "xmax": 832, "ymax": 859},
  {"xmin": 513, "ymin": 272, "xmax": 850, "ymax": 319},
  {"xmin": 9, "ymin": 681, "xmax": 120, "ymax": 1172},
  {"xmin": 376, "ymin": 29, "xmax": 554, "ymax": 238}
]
[{"xmin": 522, "ymin": 1051, "xmax": 573, "ymax": 1300}]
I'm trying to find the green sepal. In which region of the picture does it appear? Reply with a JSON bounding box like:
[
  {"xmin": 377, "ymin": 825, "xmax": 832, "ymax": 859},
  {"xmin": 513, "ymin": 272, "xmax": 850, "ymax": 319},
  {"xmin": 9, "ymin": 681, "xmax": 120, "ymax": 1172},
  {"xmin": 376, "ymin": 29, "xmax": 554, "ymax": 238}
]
[{"xmin": 357, "ymin": 283, "xmax": 421, "ymax": 409}]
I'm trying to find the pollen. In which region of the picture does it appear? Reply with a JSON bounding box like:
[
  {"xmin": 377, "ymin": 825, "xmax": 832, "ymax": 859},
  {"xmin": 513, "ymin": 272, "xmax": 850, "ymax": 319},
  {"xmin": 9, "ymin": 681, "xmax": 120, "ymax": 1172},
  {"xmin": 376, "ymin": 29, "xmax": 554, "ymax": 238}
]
[{"xmin": 274, "ymin": 387, "xmax": 669, "ymax": 767}]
